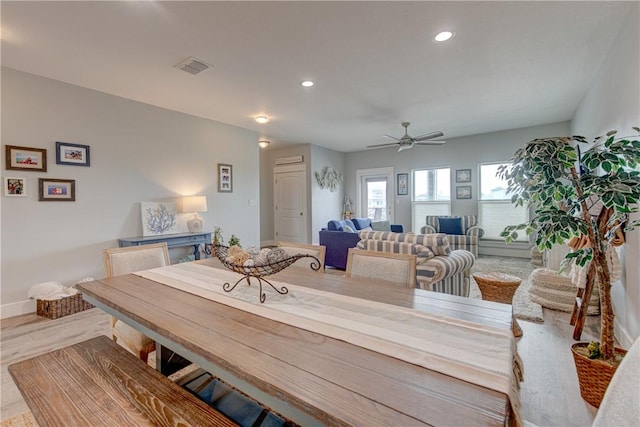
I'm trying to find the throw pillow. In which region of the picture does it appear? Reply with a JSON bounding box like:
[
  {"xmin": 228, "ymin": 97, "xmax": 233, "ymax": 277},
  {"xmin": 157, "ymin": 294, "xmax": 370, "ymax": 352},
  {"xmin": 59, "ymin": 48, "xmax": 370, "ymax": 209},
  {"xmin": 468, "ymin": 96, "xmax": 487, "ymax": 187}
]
[
  {"xmin": 438, "ymin": 217, "xmax": 463, "ymax": 235},
  {"xmin": 371, "ymin": 221, "xmax": 391, "ymax": 231},
  {"xmin": 343, "ymin": 224, "xmax": 356, "ymax": 233}
]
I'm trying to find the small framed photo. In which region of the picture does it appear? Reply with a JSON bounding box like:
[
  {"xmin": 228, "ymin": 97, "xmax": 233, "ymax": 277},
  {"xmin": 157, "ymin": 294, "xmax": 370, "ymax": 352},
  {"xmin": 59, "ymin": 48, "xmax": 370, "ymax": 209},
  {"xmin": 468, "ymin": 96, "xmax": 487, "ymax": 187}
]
[
  {"xmin": 39, "ymin": 178, "xmax": 75, "ymax": 201},
  {"xmin": 218, "ymin": 163, "xmax": 233, "ymax": 193},
  {"xmin": 397, "ymin": 173, "xmax": 408, "ymax": 195},
  {"xmin": 5, "ymin": 145, "xmax": 47, "ymax": 172},
  {"xmin": 4, "ymin": 177, "xmax": 27, "ymax": 197},
  {"xmin": 456, "ymin": 169, "xmax": 472, "ymax": 183},
  {"xmin": 456, "ymin": 186, "xmax": 472, "ymax": 199},
  {"xmin": 56, "ymin": 142, "xmax": 90, "ymax": 166}
]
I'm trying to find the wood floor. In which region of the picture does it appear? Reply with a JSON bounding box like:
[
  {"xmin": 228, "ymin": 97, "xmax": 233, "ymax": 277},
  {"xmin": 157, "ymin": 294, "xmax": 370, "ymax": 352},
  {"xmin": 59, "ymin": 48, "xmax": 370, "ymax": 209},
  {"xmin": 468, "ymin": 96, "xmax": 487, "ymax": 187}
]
[{"xmin": 1, "ymin": 261, "xmax": 602, "ymax": 426}]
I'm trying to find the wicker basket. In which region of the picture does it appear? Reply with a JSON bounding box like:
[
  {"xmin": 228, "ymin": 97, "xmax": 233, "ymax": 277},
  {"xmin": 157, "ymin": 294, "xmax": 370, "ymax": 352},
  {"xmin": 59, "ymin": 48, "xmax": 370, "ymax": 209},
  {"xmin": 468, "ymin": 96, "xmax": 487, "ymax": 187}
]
[
  {"xmin": 36, "ymin": 293, "xmax": 94, "ymax": 320},
  {"xmin": 571, "ymin": 342, "xmax": 627, "ymax": 408},
  {"xmin": 472, "ymin": 272, "xmax": 522, "ymax": 304}
]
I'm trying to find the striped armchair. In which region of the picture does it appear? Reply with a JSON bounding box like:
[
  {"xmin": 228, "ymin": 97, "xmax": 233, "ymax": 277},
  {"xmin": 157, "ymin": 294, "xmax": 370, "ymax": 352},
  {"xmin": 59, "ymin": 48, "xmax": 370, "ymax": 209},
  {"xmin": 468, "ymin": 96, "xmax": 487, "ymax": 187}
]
[
  {"xmin": 420, "ymin": 215, "xmax": 484, "ymax": 257},
  {"xmin": 356, "ymin": 231, "xmax": 475, "ymax": 297}
]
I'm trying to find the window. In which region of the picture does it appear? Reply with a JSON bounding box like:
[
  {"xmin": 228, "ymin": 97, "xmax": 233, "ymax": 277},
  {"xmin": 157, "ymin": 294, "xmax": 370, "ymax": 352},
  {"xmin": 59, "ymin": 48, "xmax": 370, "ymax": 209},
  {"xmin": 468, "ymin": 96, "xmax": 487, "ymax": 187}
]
[
  {"xmin": 479, "ymin": 163, "xmax": 529, "ymax": 241},
  {"xmin": 411, "ymin": 167, "xmax": 450, "ymax": 232}
]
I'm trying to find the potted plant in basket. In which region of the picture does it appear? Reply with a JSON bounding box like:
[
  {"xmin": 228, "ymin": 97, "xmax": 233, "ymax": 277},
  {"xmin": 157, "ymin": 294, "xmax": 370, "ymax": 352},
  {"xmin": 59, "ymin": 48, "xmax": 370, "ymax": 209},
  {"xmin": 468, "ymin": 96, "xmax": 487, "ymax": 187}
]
[{"xmin": 498, "ymin": 127, "xmax": 640, "ymax": 407}]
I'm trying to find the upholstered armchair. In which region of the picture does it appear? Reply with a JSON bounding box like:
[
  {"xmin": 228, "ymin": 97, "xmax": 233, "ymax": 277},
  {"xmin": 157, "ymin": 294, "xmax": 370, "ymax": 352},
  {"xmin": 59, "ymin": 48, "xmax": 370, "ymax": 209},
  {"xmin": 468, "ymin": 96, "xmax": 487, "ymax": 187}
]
[
  {"xmin": 420, "ymin": 215, "xmax": 484, "ymax": 257},
  {"xmin": 356, "ymin": 231, "xmax": 475, "ymax": 297}
]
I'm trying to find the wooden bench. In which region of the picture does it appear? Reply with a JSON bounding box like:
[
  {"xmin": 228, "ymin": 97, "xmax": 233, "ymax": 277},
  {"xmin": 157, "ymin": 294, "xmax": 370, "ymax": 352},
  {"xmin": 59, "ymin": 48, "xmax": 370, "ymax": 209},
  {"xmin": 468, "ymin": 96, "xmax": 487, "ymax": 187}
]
[{"xmin": 8, "ymin": 335, "xmax": 236, "ymax": 427}]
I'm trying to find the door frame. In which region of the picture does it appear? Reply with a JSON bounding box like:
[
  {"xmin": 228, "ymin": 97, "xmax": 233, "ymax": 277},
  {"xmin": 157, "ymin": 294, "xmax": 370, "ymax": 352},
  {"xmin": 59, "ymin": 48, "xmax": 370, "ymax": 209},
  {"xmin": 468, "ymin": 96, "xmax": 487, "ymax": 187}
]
[{"xmin": 355, "ymin": 167, "xmax": 395, "ymax": 222}]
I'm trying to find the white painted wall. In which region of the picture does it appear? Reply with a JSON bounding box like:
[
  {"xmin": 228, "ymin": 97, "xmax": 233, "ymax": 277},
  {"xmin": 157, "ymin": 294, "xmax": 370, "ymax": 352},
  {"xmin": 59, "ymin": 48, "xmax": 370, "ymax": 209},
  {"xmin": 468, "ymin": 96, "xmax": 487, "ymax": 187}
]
[
  {"xmin": 571, "ymin": 3, "xmax": 640, "ymax": 347},
  {"xmin": 1, "ymin": 68, "xmax": 260, "ymax": 317}
]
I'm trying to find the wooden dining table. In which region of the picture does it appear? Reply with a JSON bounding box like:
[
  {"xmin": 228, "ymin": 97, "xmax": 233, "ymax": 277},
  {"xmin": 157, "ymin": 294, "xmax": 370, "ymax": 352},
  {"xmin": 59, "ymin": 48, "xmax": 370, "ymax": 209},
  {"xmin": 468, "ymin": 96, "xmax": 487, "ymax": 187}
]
[{"xmin": 77, "ymin": 258, "xmax": 515, "ymax": 426}]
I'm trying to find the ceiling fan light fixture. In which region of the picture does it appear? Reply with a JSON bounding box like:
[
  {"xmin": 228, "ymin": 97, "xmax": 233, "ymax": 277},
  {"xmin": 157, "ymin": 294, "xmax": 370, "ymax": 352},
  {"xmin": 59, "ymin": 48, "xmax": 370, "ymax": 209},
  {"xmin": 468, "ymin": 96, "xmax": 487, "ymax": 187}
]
[{"xmin": 434, "ymin": 31, "xmax": 454, "ymax": 42}]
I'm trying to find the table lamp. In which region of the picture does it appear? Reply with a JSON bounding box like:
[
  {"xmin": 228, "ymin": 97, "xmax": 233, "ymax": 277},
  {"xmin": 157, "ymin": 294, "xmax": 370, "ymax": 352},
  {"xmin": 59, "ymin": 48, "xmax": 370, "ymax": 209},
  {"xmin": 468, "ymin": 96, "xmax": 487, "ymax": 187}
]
[{"xmin": 182, "ymin": 196, "xmax": 208, "ymax": 232}]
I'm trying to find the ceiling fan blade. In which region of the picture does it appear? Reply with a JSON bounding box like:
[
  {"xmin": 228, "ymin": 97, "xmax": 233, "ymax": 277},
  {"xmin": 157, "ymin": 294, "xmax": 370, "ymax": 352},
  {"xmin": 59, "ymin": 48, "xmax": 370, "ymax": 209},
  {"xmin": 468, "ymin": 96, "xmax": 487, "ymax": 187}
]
[
  {"xmin": 397, "ymin": 142, "xmax": 415, "ymax": 152},
  {"xmin": 415, "ymin": 140, "xmax": 446, "ymax": 146},
  {"xmin": 367, "ymin": 142, "xmax": 400, "ymax": 149},
  {"xmin": 383, "ymin": 134, "xmax": 401, "ymax": 141},
  {"xmin": 413, "ymin": 131, "xmax": 444, "ymax": 142}
]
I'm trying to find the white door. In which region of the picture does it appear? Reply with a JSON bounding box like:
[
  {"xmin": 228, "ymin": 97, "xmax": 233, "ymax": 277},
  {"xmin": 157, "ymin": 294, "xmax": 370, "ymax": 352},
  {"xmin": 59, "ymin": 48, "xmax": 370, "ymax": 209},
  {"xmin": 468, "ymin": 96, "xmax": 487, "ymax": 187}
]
[
  {"xmin": 274, "ymin": 165, "xmax": 307, "ymax": 243},
  {"xmin": 356, "ymin": 167, "xmax": 394, "ymax": 222}
]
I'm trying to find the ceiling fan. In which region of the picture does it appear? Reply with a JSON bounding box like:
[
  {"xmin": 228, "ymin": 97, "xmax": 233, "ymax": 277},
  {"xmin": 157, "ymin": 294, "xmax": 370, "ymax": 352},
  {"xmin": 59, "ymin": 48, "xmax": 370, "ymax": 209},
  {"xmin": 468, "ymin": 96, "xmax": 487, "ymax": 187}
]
[{"xmin": 367, "ymin": 122, "xmax": 445, "ymax": 152}]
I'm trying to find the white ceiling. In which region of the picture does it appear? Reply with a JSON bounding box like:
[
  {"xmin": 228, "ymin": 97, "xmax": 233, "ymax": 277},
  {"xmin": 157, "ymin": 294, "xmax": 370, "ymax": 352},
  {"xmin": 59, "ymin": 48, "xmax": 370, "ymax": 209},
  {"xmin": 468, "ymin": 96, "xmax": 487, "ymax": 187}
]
[{"xmin": 1, "ymin": 1, "xmax": 632, "ymax": 152}]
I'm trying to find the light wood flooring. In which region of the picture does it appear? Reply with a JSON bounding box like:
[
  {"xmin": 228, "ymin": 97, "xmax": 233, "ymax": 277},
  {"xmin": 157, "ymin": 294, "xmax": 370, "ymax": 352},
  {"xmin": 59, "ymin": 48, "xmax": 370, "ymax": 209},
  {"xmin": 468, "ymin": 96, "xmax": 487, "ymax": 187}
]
[{"xmin": 1, "ymin": 260, "xmax": 601, "ymax": 426}]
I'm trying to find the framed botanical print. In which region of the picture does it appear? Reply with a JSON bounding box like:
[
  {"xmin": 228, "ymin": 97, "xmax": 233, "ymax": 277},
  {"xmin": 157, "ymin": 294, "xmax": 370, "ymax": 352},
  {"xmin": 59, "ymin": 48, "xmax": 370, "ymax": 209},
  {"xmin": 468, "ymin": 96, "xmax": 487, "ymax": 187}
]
[{"xmin": 218, "ymin": 164, "xmax": 233, "ymax": 193}]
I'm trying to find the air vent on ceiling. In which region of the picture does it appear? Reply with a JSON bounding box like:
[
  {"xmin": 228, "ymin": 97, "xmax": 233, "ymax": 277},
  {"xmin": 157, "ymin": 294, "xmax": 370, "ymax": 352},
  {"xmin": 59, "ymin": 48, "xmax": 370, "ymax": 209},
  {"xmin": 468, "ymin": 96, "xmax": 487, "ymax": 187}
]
[{"xmin": 175, "ymin": 57, "xmax": 211, "ymax": 75}]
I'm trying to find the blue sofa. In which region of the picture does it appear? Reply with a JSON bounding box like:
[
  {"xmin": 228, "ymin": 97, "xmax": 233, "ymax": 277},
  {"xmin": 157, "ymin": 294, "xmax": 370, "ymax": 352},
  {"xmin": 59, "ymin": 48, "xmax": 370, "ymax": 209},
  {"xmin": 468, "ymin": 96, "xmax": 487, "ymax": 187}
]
[{"xmin": 319, "ymin": 218, "xmax": 403, "ymax": 269}]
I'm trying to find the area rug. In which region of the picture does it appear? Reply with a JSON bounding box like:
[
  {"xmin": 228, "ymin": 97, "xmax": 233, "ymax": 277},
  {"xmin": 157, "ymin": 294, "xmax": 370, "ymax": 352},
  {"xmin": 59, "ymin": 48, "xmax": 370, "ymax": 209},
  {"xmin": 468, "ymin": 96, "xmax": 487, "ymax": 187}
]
[{"xmin": 469, "ymin": 256, "xmax": 544, "ymax": 323}]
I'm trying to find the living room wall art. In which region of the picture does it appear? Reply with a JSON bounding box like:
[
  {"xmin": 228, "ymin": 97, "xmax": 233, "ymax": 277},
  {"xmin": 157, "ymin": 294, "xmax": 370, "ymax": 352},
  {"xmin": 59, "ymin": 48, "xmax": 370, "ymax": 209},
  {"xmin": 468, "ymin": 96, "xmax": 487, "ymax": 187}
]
[
  {"xmin": 5, "ymin": 145, "xmax": 47, "ymax": 172},
  {"xmin": 140, "ymin": 202, "xmax": 177, "ymax": 236},
  {"xmin": 397, "ymin": 173, "xmax": 408, "ymax": 195},
  {"xmin": 218, "ymin": 163, "xmax": 233, "ymax": 193},
  {"xmin": 456, "ymin": 169, "xmax": 471, "ymax": 183},
  {"xmin": 55, "ymin": 141, "xmax": 90, "ymax": 167},
  {"xmin": 456, "ymin": 186, "xmax": 472, "ymax": 199},
  {"xmin": 4, "ymin": 177, "xmax": 26, "ymax": 197},
  {"xmin": 315, "ymin": 166, "xmax": 343, "ymax": 192},
  {"xmin": 38, "ymin": 178, "xmax": 75, "ymax": 201}
]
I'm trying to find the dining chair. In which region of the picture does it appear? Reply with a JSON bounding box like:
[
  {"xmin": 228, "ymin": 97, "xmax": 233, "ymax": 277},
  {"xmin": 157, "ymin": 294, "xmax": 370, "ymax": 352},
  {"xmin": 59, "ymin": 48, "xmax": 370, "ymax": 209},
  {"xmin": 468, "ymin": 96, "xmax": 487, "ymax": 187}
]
[
  {"xmin": 277, "ymin": 241, "xmax": 326, "ymax": 272},
  {"xmin": 103, "ymin": 243, "xmax": 170, "ymax": 363},
  {"xmin": 345, "ymin": 248, "xmax": 417, "ymax": 288}
]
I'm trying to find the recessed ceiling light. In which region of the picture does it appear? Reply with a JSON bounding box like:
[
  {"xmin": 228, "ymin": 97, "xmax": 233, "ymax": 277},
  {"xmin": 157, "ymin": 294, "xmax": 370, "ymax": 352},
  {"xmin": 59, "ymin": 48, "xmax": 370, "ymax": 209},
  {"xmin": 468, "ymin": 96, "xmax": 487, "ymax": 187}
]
[
  {"xmin": 255, "ymin": 116, "xmax": 269, "ymax": 124},
  {"xmin": 300, "ymin": 80, "xmax": 314, "ymax": 88},
  {"xmin": 434, "ymin": 31, "xmax": 454, "ymax": 42}
]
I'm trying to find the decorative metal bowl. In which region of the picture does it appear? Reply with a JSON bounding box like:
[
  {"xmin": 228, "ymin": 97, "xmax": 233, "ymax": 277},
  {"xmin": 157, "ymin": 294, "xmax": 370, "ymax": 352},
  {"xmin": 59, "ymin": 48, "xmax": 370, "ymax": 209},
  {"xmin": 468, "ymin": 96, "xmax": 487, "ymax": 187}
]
[{"xmin": 214, "ymin": 245, "xmax": 320, "ymax": 303}]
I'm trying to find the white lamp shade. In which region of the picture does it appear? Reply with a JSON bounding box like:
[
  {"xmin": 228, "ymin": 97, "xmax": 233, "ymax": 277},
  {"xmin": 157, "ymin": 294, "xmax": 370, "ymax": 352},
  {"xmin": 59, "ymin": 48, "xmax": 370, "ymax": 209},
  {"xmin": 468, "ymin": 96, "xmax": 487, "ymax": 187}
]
[{"xmin": 182, "ymin": 196, "xmax": 208, "ymax": 213}]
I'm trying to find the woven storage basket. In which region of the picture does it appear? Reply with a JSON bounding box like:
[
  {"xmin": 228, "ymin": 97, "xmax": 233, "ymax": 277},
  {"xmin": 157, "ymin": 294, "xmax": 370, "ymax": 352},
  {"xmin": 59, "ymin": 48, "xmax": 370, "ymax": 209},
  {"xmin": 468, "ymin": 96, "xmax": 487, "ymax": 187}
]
[
  {"xmin": 472, "ymin": 272, "xmax": 521, "ymax": 304},
  {"xmin": 37, "ymin": 293, "xmax": 94, "ymax": 320},
  {"xmin": 571, "ymin": 342, "xmax": 627, "ymax": 408}
]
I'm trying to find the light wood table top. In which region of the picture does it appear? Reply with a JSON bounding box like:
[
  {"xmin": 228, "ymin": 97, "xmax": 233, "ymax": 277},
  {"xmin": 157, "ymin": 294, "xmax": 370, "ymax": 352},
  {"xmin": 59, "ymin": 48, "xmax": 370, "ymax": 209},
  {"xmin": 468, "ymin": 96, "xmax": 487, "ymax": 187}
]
[{"xmin": 78, "ymin": 259, "xmax": 514, "ymax": 426}]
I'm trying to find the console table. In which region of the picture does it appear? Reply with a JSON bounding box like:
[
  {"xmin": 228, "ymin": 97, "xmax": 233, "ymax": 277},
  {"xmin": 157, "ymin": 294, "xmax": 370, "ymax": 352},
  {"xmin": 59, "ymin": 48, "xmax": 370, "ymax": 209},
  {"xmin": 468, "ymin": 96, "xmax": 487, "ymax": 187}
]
[{"xmin": 118, "ymin": 231, "xmax": 212, "ymax": 260}]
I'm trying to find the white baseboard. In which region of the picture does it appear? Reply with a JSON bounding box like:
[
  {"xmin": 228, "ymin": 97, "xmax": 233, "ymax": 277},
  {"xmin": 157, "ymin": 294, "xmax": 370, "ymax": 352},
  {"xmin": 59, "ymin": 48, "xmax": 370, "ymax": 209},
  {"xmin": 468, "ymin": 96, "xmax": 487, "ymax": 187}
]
[{"xmin": 1, "ymin": 299, "xmax": 36, "ymax": 319}]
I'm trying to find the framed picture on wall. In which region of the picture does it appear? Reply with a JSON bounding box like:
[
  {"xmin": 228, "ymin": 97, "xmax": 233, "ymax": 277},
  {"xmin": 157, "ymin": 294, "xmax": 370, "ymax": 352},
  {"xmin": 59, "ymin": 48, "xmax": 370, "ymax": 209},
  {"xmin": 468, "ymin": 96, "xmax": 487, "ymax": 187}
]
[
  {"xmin": 4, "ymin": 177, "xmax": 27, "ymax": 197},
  {"xmin": 218, "ymin": 163, "xmax": 233, "ymax": 193},
  {"xmin": 5, "ymin": 145, "xmax": 47, "ymax": 172},
  {"xmin": 39, "ymin": 178, "xmax": 75, "ymax": 201},
  {"xmin": 55, "ymin": 141, "xmax": 90, "ymax": 166},
  {"xmin": 397, "ymin": 173, "xmax": 408, "ymax": 195},
  {"xmin": 456, "ymin": 186, "xmax": 472, "ymax": 199},
  {"xmin": 456, "ymin": 169, "xmax": 472, "ymax": 183}
]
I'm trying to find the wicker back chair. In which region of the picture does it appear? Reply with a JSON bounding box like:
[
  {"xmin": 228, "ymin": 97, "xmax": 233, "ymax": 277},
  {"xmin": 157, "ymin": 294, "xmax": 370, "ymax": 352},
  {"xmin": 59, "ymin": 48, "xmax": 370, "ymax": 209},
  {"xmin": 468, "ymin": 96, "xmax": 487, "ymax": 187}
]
[
  {"xmin": 277, "ymin": 242, "xmax": 326, "ymax": 272},
  {"xmin": 346, "ymin": 248, "xmax": 416, "ymax": 288},
  {"xmin": 103, "ymin": 243, "xmax": 170, "ymax": 362}
]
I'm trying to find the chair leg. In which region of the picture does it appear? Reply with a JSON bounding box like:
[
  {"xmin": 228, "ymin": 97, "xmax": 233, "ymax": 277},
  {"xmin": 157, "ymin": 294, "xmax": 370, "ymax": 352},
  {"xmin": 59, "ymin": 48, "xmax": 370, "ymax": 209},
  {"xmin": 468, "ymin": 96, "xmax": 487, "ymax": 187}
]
[{"xmin": 139, "ymin": 341, "xmax": 156, "ymax": 364}]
